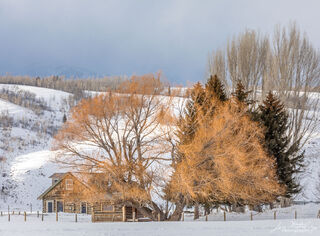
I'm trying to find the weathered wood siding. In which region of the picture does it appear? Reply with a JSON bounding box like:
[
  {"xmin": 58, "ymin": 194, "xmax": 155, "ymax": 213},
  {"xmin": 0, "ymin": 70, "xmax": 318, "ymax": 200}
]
[
  {"xmin": 42, "ymin": 173, "xmax": 91, "ymax": 213},
  {"xmin": 40, "ymin": 172, "xmax": 151, "ymax": 221}
]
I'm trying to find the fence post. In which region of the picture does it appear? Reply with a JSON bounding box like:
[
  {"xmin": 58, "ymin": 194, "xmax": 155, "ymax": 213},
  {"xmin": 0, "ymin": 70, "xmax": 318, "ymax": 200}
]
[
  {"xmin": 274, "ymin": 211, "xmax": 276, "ymax": 220},
  {"xmin": 250, "ymin": 212, "xmax": 253, "ymax": 221},
  {"xmin": 37, "ymin": 211, "xmax": 39, "ymax": 218},
  {"xmin": 224, "ymin": 211, "xmax": 226, "ymax": 221},
  {"xmin": 12, "ymin": 211, "xmax": 14, "ymax": 215},
  {"xmin": 1, "ymin": 211, "xmax": 2, "ymax": 216},
  {"xmin": 158, "ymin": 213, "xmax": 161, "ymax": 222},
  {"xmin": 56, "ymin": 211, "xmax": 58, "ymax": 222},
  {"xmin": 30, "ymin": 204, "xmax": 32, "ymax": 214},
  {"xmin": 91, "ymin": 211, "xmax": 95, "ymax": 223},
  {"xmin": 295, "ymin": 211, "xmax": 297, "ymax": 219},
  {"xmin": 75, "ymin": 213, "xmax": 78, "ymax": 223},
  {"xmin": 8, "ymin": 213, "xmax": 10, "ymax": 222},
  {"xmin": 182, "ymin": 212, "xmax": 184, "ymax": 221},
  {"xmin": 42, "ymin": 213, "xmax": 44, "ymax": 221},
  {"xmin": 205, "ymin": 214, "xmax": 208, "ymax": 221},
  {"xmin": 133, "ymin": 211, "xmax": 136, "ymax": 222},
  {"xmin": 24, "ymin": 211, "xmax": 26, "ymax": 222},
  {"xmin": 19, "ymin": 211, "xmax": 20, "ymax": 215},
  {"xmin": 122, "ymin": 206, "xmax": 126, "ymax": 222}
]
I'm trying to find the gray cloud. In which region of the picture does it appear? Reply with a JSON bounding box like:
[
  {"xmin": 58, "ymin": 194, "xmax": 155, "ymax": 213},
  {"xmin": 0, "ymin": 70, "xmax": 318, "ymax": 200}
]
[{"xmin": 0, "ymin": 0, "xmax": 319, "ymax": 84}]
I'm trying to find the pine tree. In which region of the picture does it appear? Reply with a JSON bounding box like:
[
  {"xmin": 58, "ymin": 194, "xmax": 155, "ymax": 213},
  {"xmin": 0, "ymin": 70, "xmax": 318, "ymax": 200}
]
[
  {"xmin": 165, "ymin": 83, "xmax": 205, "ymax": 207},
  {"xmin": 176, "ymin": 83, "xmax": 205, "ymax": 151},
  {"xmin": 232, "ymin": 80, "xmax": 253, "ymax": 105},
  {"xmin": 63, "ymin": 114, "xmax": 67, "ymax": 123},
  {"xmin": 203, "ymin": 75, "xmax": 228, "ymax": 117},
  {"xmin": 257, "ymin": 92, "xmax": 304, "ymax": 197},
  {"xmin": 205, "ymin": 75, "xmax": 227, "ymax": 102}
]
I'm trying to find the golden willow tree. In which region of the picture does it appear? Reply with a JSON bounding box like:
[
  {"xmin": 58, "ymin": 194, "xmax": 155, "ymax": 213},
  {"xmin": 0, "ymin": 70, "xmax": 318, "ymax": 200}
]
[
  {"xmin": 170, "ymin": 96, "xmax": 284, "ymax": 208},
  {"xmin": 53, "ymin": 74, "xmax": 176, "ymax": 221},
  {"xmin": 53, "ymin": 74, "xmax": 283, "ymax": 221}
]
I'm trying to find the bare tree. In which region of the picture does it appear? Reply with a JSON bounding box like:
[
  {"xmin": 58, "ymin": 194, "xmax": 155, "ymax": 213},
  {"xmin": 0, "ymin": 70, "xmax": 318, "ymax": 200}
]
[
  {"xmin": 53, "ymin": 74, "xmax": 179, "ymax": 221},
  {"xmin": 207, "ymin": 23, "xmax": 320, "ymax": 148},
  {"xmin": 225, "ymin": 30, "xmax": 269, "ymax": 101},
  {"xmin": 207, "ymin": 49, "xmax": 228, "ymax": 89},
  {"xmin": 269, "ymin": 23, "xmax": 320, "ymax": 145}
]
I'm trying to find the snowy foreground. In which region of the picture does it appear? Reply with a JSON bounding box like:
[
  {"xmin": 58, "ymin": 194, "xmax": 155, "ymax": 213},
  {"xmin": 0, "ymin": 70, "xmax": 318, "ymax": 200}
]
[
  {"xmin": 1, "ymin": 216, "xmax": 320, "ymax": 236},
  {"xmin": 1, "ymin": 205, "xmax": 320, "ymax": 236}
]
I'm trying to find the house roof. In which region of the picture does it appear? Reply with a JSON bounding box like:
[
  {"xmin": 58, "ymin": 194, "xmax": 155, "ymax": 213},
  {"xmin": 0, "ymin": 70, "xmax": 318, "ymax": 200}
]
[
  {"xmin": 37, "ymin": 174, "xmax": 66, "ymax": 200},
  {"xmin": 48, "ymin": 173, "xmax": 65, "ymax": 179},
  {"xmin": 37, "ymin": 172, "xmax": 113, "ymax": 200}
]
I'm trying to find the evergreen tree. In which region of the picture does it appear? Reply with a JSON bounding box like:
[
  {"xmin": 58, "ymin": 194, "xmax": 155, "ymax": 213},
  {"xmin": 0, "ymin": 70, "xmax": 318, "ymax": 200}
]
[
  {"xmin": 257, "ymin": 92, "xmax": 304, "ymax": 197},
  {"xmin": 177, "ymin": 76, "xmax": 228, "ymax": 212},
  {"xmin": 203, "ymin": 75, "xmax": 228, "ymax": 117},
  {"xmin": 232, "ymin": 80, "xmax": 253, "ymax": 105},
  {"xmin": 63, "ymin": 114, "xmax": 67, "ymax": 123},
  {"xmin": 205, "ymin": 75, "xmax": 227, "ymax": 102},
  {"xmin": 176, "ymin": 83, "xmax": 205, "ymax": 150},
  {"xmin": 165, "ymin": 83, "xmax": 205, "ymax": 206}
]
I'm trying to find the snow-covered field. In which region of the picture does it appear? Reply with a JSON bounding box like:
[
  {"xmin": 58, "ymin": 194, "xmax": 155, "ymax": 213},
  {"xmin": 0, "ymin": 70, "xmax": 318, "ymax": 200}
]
[{"xmin": 1, "ymin": 214, "xmax": 320, "ymax": 236}]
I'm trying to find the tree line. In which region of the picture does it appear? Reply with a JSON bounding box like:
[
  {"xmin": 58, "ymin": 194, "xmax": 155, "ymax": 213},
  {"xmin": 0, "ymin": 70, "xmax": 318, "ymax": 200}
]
[
  {"xmin": 52, "ymin": 72, "xmax": 306, "ymax": 221},
  {"xmin": 0, "ymin": 88, "xmax": 50, "ymax": 115},
  {"xmin": 0, "ymin": 75, "xmax": 127, "ymax": 98},
  {"xmin": 207, "ymin": 23, "xmax": 320, "ymax": 151}
]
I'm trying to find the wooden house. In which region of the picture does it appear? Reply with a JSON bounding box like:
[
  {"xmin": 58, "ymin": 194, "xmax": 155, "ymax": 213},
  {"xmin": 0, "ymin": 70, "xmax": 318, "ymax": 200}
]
[{"xmin": 38, "ymin": 172, "xmax": 145, "ymax": 222}]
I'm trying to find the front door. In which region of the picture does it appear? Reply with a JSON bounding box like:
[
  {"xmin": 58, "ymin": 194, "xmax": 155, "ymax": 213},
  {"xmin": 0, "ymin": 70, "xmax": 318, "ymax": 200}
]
[
  {"xmin": 81, "ymin": 202, "xmax": 87, "ymax": 214},
  {"xmin": 47, "ymin": 201, "xmax": 53, "ymax": 213},
  {"xmin": 57, "ymin": 201, "xmax": 64, "ymax": 212}
]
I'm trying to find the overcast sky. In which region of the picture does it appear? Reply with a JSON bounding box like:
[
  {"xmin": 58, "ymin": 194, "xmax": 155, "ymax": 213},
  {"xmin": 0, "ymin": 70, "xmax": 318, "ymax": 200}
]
[{"xmin": 0, "ymin": 0, "xmax": 319, "ymax": 84}]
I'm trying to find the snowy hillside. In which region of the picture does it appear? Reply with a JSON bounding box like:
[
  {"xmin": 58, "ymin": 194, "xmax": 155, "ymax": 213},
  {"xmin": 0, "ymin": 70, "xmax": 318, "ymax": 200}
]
[
  {"xmin": 0, "ymin": 84, "xmax": 320, "ymax": 211},
  {"xmin": 0, "ymin": 85, "xmax": 72, "ymax": 210}
]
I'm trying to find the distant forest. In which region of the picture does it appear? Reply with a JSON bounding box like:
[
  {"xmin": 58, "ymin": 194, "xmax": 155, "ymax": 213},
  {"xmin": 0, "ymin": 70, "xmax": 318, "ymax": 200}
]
[{"xmin": 0, "ymin": 75, "xmax": 127, "ymax": 99}]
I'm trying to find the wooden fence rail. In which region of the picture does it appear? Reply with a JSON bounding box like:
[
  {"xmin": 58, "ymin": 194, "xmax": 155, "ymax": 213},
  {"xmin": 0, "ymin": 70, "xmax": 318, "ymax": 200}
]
[{"xmin": 1, "ymin": 208, "xmax": 320, "ymax": 222}]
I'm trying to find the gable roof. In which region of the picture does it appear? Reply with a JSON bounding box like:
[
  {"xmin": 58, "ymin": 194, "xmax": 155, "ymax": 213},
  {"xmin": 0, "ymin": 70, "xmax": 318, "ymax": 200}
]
[
  {"xmin": 48, "ymin": 173, "xmax": 65, "ymax": 179},
  {"xmin": 37, "ymin": 172, "xmax": 89, "ymax": 200},
  {"xmin": 37, "ymin": 172, "xmax": 114, "ymax": 200}
]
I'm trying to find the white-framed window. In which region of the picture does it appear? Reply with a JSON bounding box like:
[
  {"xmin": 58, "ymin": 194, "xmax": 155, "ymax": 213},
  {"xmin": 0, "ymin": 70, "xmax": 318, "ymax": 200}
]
[{"xmin": 65, "ymin": 179, "xmax": 73, "ymax": 190}]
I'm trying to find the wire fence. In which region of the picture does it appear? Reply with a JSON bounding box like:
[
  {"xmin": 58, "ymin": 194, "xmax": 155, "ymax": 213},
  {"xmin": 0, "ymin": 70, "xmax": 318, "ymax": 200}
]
[{"xmin": 1, "ymin": 203, "xmax": 320, "ymax": 223}]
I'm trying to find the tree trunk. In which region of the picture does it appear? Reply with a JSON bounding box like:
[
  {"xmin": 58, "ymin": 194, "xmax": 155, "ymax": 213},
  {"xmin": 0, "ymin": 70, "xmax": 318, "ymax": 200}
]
[
  {"xmin": 204, "ymin": 204, "xmax": 210, "ymax": 215},
  {"xmin": 194, "ymin": 203, "xmax": 199, "ymax": 220},
  {"xmin": 169, "ymin": 203, "xmax": 185, "ymax": 221},
  {"xmin": 168, "ymin": 195, "xmax": 185, "ymax": 221}
]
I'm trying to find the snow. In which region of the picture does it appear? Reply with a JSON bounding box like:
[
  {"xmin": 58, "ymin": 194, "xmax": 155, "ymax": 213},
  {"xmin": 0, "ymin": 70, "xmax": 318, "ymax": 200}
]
[
  {"xmin": 0, "ymin": 99, "xmax": 28, "ymax": 116},
  {"xmin": 0, "ymin": 85, "xmax": 72, "ymax": 209},
  {"xmin": 0, "ymin": 84, "xmax": 71, "ymax": 110},
  {"xmin": 1, "ymin": 214, "xmax": 320, "ymax": 235},
  {"xmin": 10, "ymin": 151, "xmax": 56, "ymax": 181}
]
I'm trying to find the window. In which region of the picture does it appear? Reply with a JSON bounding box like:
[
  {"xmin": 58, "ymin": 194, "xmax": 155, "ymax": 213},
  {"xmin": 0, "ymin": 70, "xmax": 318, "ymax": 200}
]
[
  {"xmin": 102, "ymin": 203, "xmax": 113, "ymax": 212},
  {"xmin": 65, "ymin": 179, "xmax": 73, "ymax": 190},
  {"xmin": 54, "ymin": 179, "xmax": 59, "ymax": 184}
]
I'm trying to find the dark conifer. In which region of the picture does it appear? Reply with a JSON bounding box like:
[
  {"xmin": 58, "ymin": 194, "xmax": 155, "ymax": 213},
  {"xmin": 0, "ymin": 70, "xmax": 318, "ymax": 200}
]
[
  {"xmin": 232, "ymin": 80, "xmax": 253, "ymax": 105},
  {"xmin": 203, "ymin": 75, "xmax": 228, "ymax": 117},
  {"xmin": 63, "ymin": 114, "xmax": 67, "ymax": 123},
  {"xmin": 205, "ymin": 75, "xmax": 227, "ymax": 102},
  {"xmin": 257, "ymin": 91, "xmax": 304, "ymax": 197}
]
